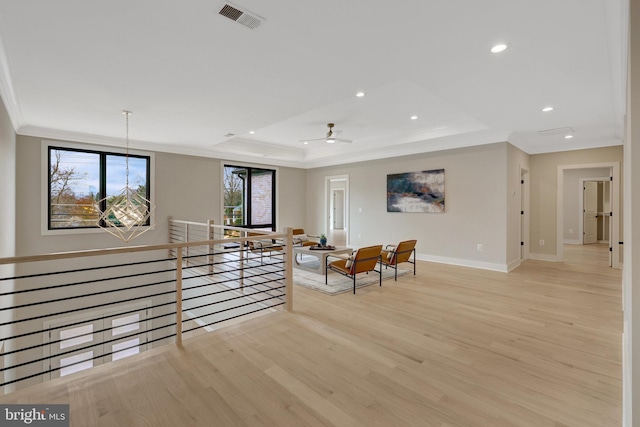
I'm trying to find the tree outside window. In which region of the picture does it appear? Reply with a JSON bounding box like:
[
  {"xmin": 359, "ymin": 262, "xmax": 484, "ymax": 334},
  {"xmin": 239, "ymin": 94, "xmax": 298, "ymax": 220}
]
[{"xmin": 48, "ymin": 147, "xmax": 150, "ymax": 229}]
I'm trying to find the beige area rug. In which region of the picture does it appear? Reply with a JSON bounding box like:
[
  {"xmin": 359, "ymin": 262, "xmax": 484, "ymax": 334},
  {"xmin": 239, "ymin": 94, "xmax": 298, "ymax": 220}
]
[{"xmin": 293, "ymin": 266, "xmax": 410, "ymax": 295}]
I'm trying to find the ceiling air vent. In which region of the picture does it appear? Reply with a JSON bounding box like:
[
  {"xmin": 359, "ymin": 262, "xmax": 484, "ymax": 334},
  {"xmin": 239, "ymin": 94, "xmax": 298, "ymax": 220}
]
[
  {"xmin": 537, "ymin": 127, "xmax": 574, "ymax": 137},
  {"xmin": 224, "ymin": 133, "xmax": 236, "ymax": 138},
  {"xmin": 218, "ymin": 3, "xmax": 264, "ymax": 30}
]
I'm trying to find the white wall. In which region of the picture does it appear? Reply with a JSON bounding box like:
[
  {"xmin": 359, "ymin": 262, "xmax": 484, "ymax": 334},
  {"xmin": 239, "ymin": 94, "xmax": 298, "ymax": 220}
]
[
  {"xmin": 624, "ymin": 1, "xmax": 639, "ymax": 424},
  {"xmin": 306, "ymin": 142, "xmax": 510, "ymax": 271},
  {"xmin": 278, "ymin": 166, "xmax": 306, "ymax": 231},
  {"xmin": 0, "ymin": 94, "xmax": 15, "ymax": 259},
  {"xmin": 0, "ymin": 88, "xmax": 16, "ymax": 391}
]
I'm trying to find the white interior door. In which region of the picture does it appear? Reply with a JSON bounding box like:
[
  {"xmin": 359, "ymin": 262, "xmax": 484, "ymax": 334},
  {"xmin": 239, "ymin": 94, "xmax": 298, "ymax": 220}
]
[
  {"xmin": 332, "ymin": 190, "xmax": 344, "ymax": 230},
  {"xmin": 583, "ymin": 181, "xmax": 597, "ymax": 244}
]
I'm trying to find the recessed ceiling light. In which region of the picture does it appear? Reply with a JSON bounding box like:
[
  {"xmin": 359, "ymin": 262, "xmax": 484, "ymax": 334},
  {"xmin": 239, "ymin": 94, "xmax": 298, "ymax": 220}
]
[
  {"xmin": 303, "ymin": 141, "xmax": 309, "ymax": 145},
  {"xmin": 490, "ymin": 44, "xmax": 508, "ymax": 53},
  {"xmin": 564, "ymin": 134, "xmax": 574, "ymax": 139},
  {"xmin": 410, "ymin": 115, "xmax": 418, "ymax": 120},
  {"xmin": 542, "ymin": 106, "xmax": 554, "ymax": 112},
  {"xmin": 356, "ymin": 91, "xmax": 365, "ymax": 97},
  {"xmin": 249, "ymin": 130, "xmax": 255, "ymax": 134}
]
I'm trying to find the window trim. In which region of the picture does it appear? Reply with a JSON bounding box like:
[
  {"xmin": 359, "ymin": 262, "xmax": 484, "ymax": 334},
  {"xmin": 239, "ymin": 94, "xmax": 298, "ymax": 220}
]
[{"xmin": 41, "ymin": 140, "xmax": 156, "ymax": 236}]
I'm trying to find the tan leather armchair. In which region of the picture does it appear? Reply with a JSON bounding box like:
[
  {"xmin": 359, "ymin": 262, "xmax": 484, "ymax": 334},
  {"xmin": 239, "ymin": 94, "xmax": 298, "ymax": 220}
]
[
  {"xmin": 325, "ymin": 245, "xmax": 383, "ymax": 294},
  {"xmin": 247, "ymin": 232, "xmax": 283, "ymax": 265},
  {"xmin": 379, "ymin": 240, "xmax": 417, "ymax": 280},
  {"xmin": 292, "ymin": 228, "xmax": 320, "ymax": 247}
]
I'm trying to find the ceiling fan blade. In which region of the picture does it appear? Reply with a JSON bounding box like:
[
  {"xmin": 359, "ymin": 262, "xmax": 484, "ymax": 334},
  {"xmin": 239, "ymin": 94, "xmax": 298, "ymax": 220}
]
[
  {"xmin": 300, "ymin": 124, "xmax": 350, "ymax": 144},
  {"xmin": 299, "ymin": 137, "xmax": 326, "ymax": 143}
]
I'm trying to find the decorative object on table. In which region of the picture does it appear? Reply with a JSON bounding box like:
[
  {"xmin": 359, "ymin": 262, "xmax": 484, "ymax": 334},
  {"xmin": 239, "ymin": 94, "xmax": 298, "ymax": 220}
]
[
  {"xmin": 96, "ymin": 111, "xmax": 156, "ymax": 242},
  {"xmin": 319, "ymin": 233, "xmax": 327, "ymax": 246},
  {"xmin": 387, "ymin": 169, "xmax": 445, "ymax": 213},
  {"xmin": 309, "ymin": 245, "xmax": 336, "ymax": 251}
]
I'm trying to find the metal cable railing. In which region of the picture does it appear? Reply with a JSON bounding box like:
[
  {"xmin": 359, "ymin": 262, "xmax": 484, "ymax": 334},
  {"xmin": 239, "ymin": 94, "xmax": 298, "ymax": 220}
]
[{"xmin": 0, "ymin": 224, "xmax": 293, "ymax": 394}]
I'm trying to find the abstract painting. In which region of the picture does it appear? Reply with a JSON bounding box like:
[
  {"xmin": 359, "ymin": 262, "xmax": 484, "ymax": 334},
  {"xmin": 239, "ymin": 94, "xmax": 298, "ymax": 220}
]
[{"xmin": 387, "ymin": 169, "xmax": 445, "ymax": 213}]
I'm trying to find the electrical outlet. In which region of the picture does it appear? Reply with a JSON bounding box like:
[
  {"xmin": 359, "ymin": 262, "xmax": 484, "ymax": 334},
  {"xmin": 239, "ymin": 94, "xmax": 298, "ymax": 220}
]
[
  {"xmin": 358, "ymin": 207, "xmax": 363, "ymax": 213},
  {"xmin": 539, "ymin": 239, "xmax": 545, "ymax": 246},
  {"xmin": 477, "ymin": 244, "xmax": 483, "ymax": 251},
  {"xmin": 569, "ymin": 228, "xmax": 574, "ymax": 234},
  {"xmin": 358, "ymin": 233, "xmax": 361, "ymax": 239}
]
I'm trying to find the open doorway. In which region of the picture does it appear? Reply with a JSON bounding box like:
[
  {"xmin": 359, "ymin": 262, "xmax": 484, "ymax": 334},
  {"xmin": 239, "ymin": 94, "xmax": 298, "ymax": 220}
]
[
  {"xmin": 557, "ymin": 162, "xmax": 620, "ymax": 268},
  {"xmin": 324, "ymin": 175, "xmax": 349, "ymax": 247}
]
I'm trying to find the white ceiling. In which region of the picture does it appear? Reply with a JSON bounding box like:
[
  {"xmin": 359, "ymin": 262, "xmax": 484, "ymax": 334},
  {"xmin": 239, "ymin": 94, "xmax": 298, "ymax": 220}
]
[{"xmin": 0, "ymin": 0, "xmax": 628, "ymax": 168}]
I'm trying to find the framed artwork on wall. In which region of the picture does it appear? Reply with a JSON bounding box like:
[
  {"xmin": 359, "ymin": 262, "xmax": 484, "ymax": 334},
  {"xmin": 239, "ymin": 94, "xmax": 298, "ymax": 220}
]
[{"xmin": 387, "ymin": 169, "xmax": 445, "ymax": 213}]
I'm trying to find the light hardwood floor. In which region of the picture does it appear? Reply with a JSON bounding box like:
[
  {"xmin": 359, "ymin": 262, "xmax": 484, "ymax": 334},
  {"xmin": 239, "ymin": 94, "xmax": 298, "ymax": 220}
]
[{"xmin": 0, "ymin": 244, "xmax": 622, "ymax": 426}]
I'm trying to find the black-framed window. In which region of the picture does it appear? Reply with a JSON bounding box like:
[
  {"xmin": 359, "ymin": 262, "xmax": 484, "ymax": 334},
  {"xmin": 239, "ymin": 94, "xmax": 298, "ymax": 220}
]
[
  {"xmin": 223, "ymin": 165, "xmax": 276, "ymax": 232},
  {"xmin": 48, "ymin": 146, "xmax": 151, "ymax": 230}
]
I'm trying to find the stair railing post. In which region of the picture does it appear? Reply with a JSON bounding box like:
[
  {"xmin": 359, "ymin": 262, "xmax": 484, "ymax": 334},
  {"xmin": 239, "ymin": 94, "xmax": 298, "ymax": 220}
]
[
  {"xmin": 240, "ymin": 230, "xmax": 246, "ymax": 292},
  {"xmin": 284, "ymin": 227, "xmax": 293, "ymax": 311},
  {"xmin": 208, "ymin": 219, "xmax": 214, "ymax": 274},
  {"xmin": 176, "ymin": 248, "xmax": 183, "ymax": 346},
  {"xmin": 167, "ymin": 216, "xmax": 173, "ymax": 259},
  {"xmin": 185, "ymin": 223, "xmax": 189, "ymax": 267}
]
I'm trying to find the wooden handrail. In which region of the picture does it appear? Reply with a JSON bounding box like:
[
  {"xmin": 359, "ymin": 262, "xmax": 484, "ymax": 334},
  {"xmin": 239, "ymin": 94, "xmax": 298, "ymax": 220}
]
[{"xmin": 0, "ymin": 233, "xmax": 287, "ymax": 265}]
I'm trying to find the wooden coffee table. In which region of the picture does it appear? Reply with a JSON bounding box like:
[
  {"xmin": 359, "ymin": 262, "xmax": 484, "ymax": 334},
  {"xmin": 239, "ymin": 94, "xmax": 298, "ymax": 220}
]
[{"xmin": 293, "ymin": 246, "xmax": 352, "ymax": 274}]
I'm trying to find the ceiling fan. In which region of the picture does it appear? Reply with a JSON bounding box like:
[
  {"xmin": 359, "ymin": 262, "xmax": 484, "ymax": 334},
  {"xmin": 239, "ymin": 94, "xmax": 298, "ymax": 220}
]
[{"xmin": 300, "ymin": 123, "xmax": 353, "ymax": 144}]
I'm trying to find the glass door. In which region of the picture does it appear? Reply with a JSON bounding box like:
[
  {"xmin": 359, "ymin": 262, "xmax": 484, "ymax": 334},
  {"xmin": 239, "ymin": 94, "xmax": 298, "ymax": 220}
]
[{"xmin": 223, "ymin": 165, "xmax": 276, "ymax": 236}]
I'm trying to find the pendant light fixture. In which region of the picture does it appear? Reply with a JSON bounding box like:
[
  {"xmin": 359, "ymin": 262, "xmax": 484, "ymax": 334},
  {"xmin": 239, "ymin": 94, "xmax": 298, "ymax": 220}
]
[{"xmin": 96, "ymin": 110, "xmax": 155, "ymax": 242}]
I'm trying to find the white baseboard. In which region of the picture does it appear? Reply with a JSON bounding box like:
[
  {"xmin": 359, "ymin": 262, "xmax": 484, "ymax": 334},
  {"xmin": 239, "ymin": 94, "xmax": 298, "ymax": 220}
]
[
  {"xmin": 529, "ymin": 252, "xmax": 559, "ymax": 262},
  {"xmin": 506, "ymin": 259, "xmax": 522, "ymax": 272},
  {"xmin": 563, "ymin": 239, "xmax": 581, "ymax": 245},
  {"xmin": 623, "ymin": 328, "xmax": 631, "ymax": 427},
  {"xmin": 416, "ymin": 253, "xmax": 509, "ymax": 273}
]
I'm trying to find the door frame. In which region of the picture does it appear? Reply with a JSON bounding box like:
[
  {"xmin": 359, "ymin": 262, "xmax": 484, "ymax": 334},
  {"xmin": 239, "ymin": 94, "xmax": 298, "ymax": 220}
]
[
  {"xmin": 520, "ymin": 167, "xmax": 530, "ymax": 260},
  {"xmin": 578, "ymin": 177, "xmax": 610, "ymax": 246},
  {"xmin": 221, "ymin": 162, "xmax": 279, "ymax": 231},
  {"xmin": 324, "ymin": 175, "xmax": 349, "ymax": 245},
  {"xmin": 557, "ymin": 162, "xmax": 620, "ymax": 268}
]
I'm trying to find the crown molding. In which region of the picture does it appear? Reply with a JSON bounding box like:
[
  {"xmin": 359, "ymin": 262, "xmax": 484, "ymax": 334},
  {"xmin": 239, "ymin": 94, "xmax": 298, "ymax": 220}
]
[
  {"xmin": 18, "ymin": 125, "xmax": 514, "ymax": 170},
  {"xmin": 16, "ymin": 125, "xmax": 308, "ymax": 169},
  {"xmin": 300, "ymin": 129, "xmax": 512, "ymax": 169}
]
